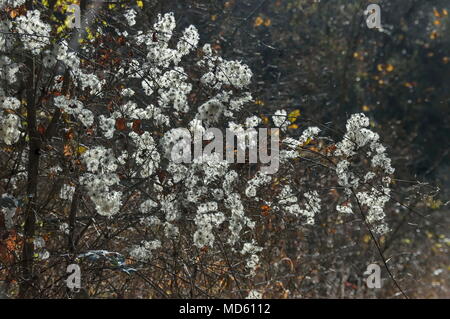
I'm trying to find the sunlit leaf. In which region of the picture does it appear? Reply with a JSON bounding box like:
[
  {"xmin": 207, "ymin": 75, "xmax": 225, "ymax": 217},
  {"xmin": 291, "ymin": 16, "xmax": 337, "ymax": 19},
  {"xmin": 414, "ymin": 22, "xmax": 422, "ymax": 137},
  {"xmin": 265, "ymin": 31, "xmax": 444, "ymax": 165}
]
[
  {"xmin": 77, "ymin": 145, "xmax": 88, "ymax": 155},
  {"xmin": 63, "ymin": 144, "xmax": 73, "ymax": 157},
  {"xmin": 254, "ymin": 16, "xmax": 264, "ymax": 27},
  {"xmin": 386, "ymin": 64, "xmax": 395, "ymax": 72},
  {"xmin": 433, "ymin": 8, "xmax": 441, "ymax": 18},
  {"xmin": 260, "ymin": 115, "xmax": 269, "ymax": 124},
  {"xmin": 260, "ymin": 204, "xmax": 271, "ymax": 217},
  {"xmin": 363, "ymin": 234, "xmax": 371, "ymax": 243},
  {"xmin": 287, "ymin": 109, "xmax": 301, "ymax": 123},
  {"xmin": 430, "ymin": 30, "xmax": 438, "ymax": 40}
]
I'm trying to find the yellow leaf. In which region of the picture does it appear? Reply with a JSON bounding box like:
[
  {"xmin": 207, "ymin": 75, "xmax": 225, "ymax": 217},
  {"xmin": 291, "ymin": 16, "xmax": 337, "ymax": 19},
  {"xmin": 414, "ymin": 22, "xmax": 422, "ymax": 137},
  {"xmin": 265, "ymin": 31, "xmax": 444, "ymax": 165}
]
[
  {"xmin": 136, "ymin": 0, "xmax": 144, "ymax": 8},
  {"xmin": 430, "ymin": 30, "xmax": 438, "ymax": 40},
  {"xmin": 302, "ymin": 138, "xmax": 312, "ymax": 146},
  {"xmin": 77, "ymin": 145, "xmax": 88, "ymax": 155},
  {"xmin": 363, "ymin": 235, "xmax": 371, "ymax": 244},
  {"xmin": 362, "ymin": 105, "xmax": 370, "ymax": 112},
  {"xmin": 433, "ymin": 8, "xmax": 441, "ymax": 18},
  {"xmin": 386, "ymin": 64, "xmax": 394, "ymax": 72},
  {"xmin": 425, "ymin": 196, "xmax": 442, "ymax": 210},
  {"xmin": 260, "ymin": 115, "xmax": 269, "ymax": 125},
  {"xmin": 287, "ymin": 109, "xmax": 301, "ymax": 123},
  {"xmin": 264, "ymin": 18, "xmax": 272, "ymax": 27},
  {"xmin": 254, "ymin": 99, "xmax": 265, "ymax": 106},
  {"xmin": 86, "ymin": 27, "xmax": 95, "ymax": 40},
  {"xmin": 9, "ymin": 10, "xmax": 19, "ymax": 19},
  {"xmin": 254, "ymin": 16, "xmax": 264, "ymax": 27}
]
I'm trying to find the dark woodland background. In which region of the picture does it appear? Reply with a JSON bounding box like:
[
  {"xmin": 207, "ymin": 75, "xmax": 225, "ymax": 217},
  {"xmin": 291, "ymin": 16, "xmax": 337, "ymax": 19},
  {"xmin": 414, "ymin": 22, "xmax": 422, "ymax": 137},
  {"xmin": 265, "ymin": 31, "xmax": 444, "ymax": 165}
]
[{"xmin": 163, "ymin": 0, "xmax": 450, "ymax": 188}]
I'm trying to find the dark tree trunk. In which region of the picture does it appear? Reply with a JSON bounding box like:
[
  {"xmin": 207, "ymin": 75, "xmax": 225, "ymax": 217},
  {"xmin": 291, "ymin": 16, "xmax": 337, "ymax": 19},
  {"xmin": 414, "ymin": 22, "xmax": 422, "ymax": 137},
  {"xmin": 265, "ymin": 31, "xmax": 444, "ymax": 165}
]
[{"xmin": 19, "ymin": 56, "xmax": 41, "ymax": 298}]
